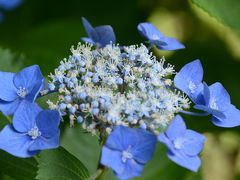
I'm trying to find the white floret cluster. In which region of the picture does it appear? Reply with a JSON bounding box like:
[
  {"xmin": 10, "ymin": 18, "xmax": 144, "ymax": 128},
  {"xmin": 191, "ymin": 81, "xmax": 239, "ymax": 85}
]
[{"xmin": 46, "ymin": 43, "xmax": 190, "ymax": 135}]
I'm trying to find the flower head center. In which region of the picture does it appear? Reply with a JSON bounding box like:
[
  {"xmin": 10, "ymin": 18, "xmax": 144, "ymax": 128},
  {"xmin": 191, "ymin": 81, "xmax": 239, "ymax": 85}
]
[
  {"xmin": 28, "ymin": 126, "xmax": 41, "ymax": 140},
  {"xmin": 188, "ymin": 81, "xmax": 197, "ymax": 94},
  {"xmin": 17, "ymin": 87, "xmax": 28, "ymax": 98},
  {"xmin": 173, "ymin": 137, "xmax": 185, "ymax": 149},
  {"xmin": 151, "ymin": 34, "xmax": 160, "ymax": 40},
  {"xmin": 122, "ymin": 146, "xmax": 133, "ymax": 163},
  {"xmin": 210, "ymin": 98, "xmax": 218, "ymax": 110}
]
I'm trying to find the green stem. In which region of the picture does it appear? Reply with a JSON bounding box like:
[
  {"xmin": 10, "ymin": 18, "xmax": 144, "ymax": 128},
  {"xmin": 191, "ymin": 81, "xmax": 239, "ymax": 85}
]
[
  {"xmin": 87, "ymin": 167, "xmax": 108, "ymax": 180},
  {"xmin": 95, "ymin": 166, "xmax": 108, "ymax": 180},
  {"xmin": 5, "ymin": 115, "xmax": 12, "ymax": 123}
]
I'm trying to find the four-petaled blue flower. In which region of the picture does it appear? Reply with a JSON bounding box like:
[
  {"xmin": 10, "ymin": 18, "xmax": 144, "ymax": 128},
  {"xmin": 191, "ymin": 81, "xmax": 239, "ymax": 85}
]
[
  {"xmin": 158, "ymin": 115, "xmax": 206, "ymax": 172},
  {"xmin": 174, "ymin": 60, "xmax": 240, "ymax": 127},
  {"xmin": 137, "ymin": 22, "xmax": 185, "ymax": 51},
  {"xmin": 0, "ymin": 65, "xmax": 45, "ymax": 115},
  {"xmin": 81, "ymin": 17, "xmax": 116, "ymax": 48},
  {"xmin": 0, "ymin": 100, "xmax": 60, "ymax": 158},
  {"xmin": 194, "ymin": 82, "xmax": 240, "ymax": 127},
  {"xmin": 101, "ymin": 125, "xmax": 157, "ymax": 180}
]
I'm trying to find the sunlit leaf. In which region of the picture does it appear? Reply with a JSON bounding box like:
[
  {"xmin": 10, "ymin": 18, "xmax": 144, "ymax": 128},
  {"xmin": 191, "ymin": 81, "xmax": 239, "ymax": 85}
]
[{"xmin": 191, "ymin": 0, "xmax": 240, "ymax": 31}]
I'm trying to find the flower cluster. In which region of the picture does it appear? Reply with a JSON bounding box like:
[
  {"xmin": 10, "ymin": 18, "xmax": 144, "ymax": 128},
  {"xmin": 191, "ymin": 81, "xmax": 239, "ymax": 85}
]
[
  {"xmin": 0, "ymin": 17, "xmax": 239, "ymax": 180},
  {"xmin": 47, "ymin": 43, "xmax": 190, "ymax": 135}
]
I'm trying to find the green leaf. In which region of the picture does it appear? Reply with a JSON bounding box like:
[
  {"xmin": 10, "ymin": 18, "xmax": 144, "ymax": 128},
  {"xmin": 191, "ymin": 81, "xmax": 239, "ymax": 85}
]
[
  {"xmin": 0, "ymin": 150, "xmax": 38, "ymax": 180},
  {"xmin": 0, "ymin": 173, "xmax": 15, "ymax": 180},
  {"xmin": 191, "ymin": 0, "xmax": 240, "ymax": 31},
  {"xmin": 37, "ymin": 146, "xmax": 90, "ymax": 180},
  {"xmin": 0, "ymin": 115, "xmax": 10, "ymax": 130},
  {"xmin": 0, "ymin": 47, "xmax": 24, "ymax": 72},
  {"xmin": 61, "ymin": 124, "xmax": 101, "ymax": 174}
]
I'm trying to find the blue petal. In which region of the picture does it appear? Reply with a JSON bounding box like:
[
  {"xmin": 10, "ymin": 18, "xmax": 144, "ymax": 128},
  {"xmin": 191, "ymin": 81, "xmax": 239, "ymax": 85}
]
[
  {"xmin": 190, "ymin": 82, "xmax": 208, "ymax": 105},
  {"xmin": 130, "ymin": 130, "xmax": 157, "ymax": 164},
  {"xmin": 101, "ymin": 146, "xmax": 125, "ymax": 175},
  {"xmin": 105, "ymin": 126, "xmax": 133, "ymax": 151},
  {"xmin": 25, "ymin": 78, "xmax": 45, "ymax": 102},
  {"xmin": 212, "ymin": 104, "xmax": 240, "ymax": 127},
  {"xmin": 167, "ymin": 150, "xmax": 201, "ymax": 172},
  {"xmin": 13, "ymin": 65, "xmax": 44, "ymax": 94},
  {"xmin": 81, "ymin": 37, "xmax": 95, "ymax": 45},
  {"xmin": 158, "ymin": 132, "xmax": 176, "ymax": 153},
  {"xmin": 148, "ymin": 39, "xmax": 167, "ymax": 46},
  {"xmin": 115, "ymin": 159, "xmax": 144, "ymax": 180},
  {"xmin": 182, "ymin": 130, "xmax": 206, "ymax": 156},
  {"xmin": 200, "ymin": 82, "xmax": 210, "ymax": 105},
  {"xmin": 166, "ymin": 115, "xmax": 186, "ymax": 141},
  {"xmin": 0, "ymin": 99, "xmax": 21, "ymax": 115},
  {"xmin": 155, "ymin": 36, "xmax": 185, "ymax": 51},
  {"xmin": 36, "ymin": 110, "xmax": 60, "ymax": 138},
  {"xmin": 106, "ymin": 125, "xmax": 156, "ymax": 161},
  {"xmin": 94, "ymin": 25, "xmax": 116, "ymax": 47},
  {"xmin": 209, "ymin": 82, "xmax": 231, "ymax": 111},
  {"xmin": 28, "ymin": 132, "xmax": 60, "ymax": 151},
  {"xmin": 13, "ymin": 101, "xmax": 42, "ymax": 133},
  {"xmin": 81, "ymin": 17, "xmax": 94, "ymax": 38},
  {"xmin": 194, "ymin": 104, "xmax": 225, "ymax": 119},
  {"xmin": 0, "ymin": 72, "xmax": 17, "ymax": 101},
  {"xmin": 174, "ymin": 60, "xmax": 203, "ymax": 102},
  {"xmin": 0, "ymin": 125, "xmax": 38, "ymax": 158},
  {"xmin": 137, "ymin": 23, "xmax": 164, "ymax": 40}
]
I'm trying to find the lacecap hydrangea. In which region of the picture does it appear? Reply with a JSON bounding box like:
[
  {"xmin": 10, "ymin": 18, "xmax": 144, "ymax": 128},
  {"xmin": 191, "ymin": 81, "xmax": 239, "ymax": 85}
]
[{"xmin": 0, "ymin": 17, "xmax": 239, "ymax": 180}]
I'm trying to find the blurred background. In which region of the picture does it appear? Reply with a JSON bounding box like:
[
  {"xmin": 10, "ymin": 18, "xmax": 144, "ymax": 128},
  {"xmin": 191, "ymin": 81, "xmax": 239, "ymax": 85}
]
[{"xmin": 0, "ymin": 0, "xmax": 240, "ymax": 179}]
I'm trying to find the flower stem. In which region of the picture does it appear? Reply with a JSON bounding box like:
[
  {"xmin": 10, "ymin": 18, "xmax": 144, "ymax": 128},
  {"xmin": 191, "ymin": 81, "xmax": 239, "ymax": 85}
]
[
  {"xmin": 95, "ymin": 166, "xmax": 108, "ymax": 180},
  {"xmin": 147, "ymin": 44, "xmax": 153, "ymax": 50},
  {"xmin": 5, "ymin": 115, "xmax": 12, "ymax": 123},
  {"xmin": 37, "ymin": 90, "xmax": 57, "ymax": 98}
]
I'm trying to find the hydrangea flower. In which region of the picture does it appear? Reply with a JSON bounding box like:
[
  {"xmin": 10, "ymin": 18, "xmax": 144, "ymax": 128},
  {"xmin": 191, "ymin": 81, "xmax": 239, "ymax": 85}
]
[
  {"xmin": 101, "ymin": 125, "xmax": 157, "ymax": 180},
  {"xmin": 0, "ymin": 65, "xmax": 45, "ymax": 115},
  {"xmin": 0, "ymin": 101, "xmax": 60, "ymax": 158},
  {"xmin": 81, "ymin": 17, "xmax": 116, "ymax": 48},
  {"xmin": 158, "ymin": 115, "xmax": 206, "ymax": 172},
  {"xmin": 137, "ymin": 22, "xmax": 185, "ymax": 51},
  {"xmin": 47, "ymin": 43, "xmax": 190, "ymax": 134},
  {"xmin": 174, "ymin": 60, "xmax": 240, "ymax": 127},
  {"xmin": 194, "ymin": 82, "xmax": 240, "ymax": 127}
]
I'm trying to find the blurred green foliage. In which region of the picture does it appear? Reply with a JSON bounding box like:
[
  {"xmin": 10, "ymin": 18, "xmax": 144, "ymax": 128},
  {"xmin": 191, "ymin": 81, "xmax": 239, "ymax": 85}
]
[
  {"xmin": 0, "ymin": 0, "xmax": 240, "ymax": 179},
  {"xmin": 191, "ymin": 0, "xmax": 240, "ymax": 31}
]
